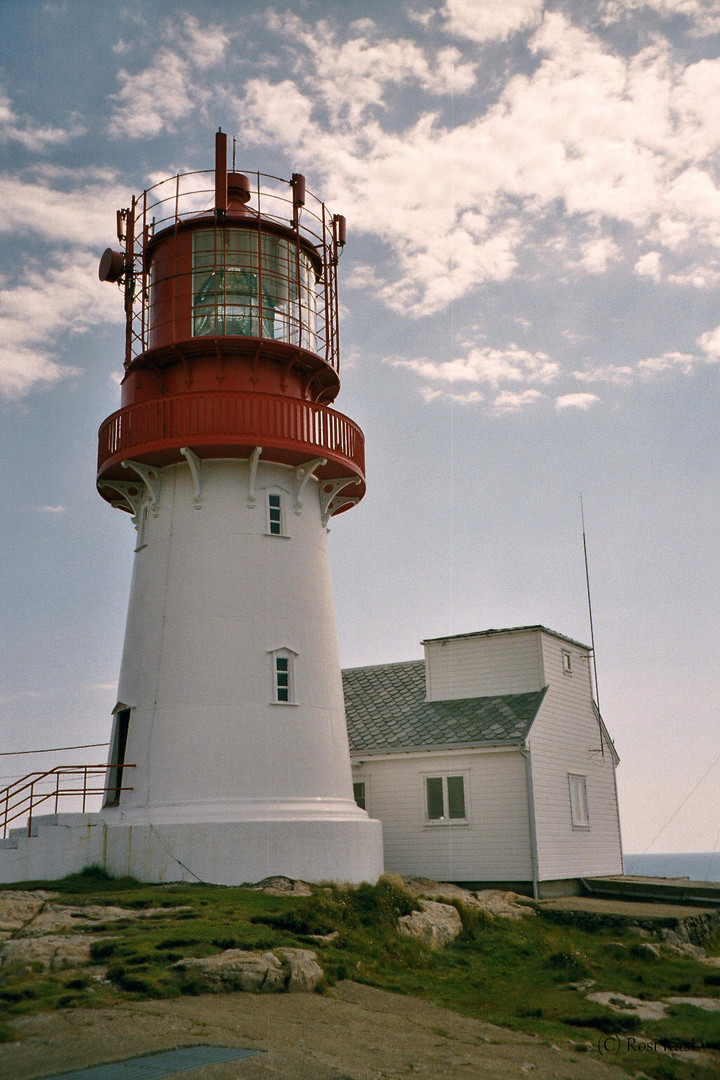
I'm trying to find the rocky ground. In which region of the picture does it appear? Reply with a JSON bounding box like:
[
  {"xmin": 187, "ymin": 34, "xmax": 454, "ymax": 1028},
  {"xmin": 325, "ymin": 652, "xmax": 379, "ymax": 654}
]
[
  {"xmin": 1, "ymin": 980, "xmax": 634, "ymax": 1080},
  {"xmin": 1, "ymin": 880, "xmax": 719, "ymax": 1079}
]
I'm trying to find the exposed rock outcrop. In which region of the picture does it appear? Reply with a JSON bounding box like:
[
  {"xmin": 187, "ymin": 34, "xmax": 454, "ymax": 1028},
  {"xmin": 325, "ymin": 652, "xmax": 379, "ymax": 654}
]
[
  {"xmin": 396, "ymin": 876, "xmax": 532, "ymax": 920},
  {"xmin": 174, "ymin": 947, "xmax": 324, "ymax": 993},
  {"xmin": 397, "ymin": 900, "xmax": 462, "ymax": 948},
  {"xmin": 243, "ymin": 876, "xmax": 313, "ymax": 896},
  {"xmin": 0, "ymin": 933, "xmax": 97, "ymax": 972}
]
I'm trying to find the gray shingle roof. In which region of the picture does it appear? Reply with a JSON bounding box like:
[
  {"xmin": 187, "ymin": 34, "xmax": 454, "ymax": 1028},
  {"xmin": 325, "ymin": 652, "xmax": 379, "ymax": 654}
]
[{"xmin": 343, "ymin": 660, "xmax": 547, "ymax": 754}]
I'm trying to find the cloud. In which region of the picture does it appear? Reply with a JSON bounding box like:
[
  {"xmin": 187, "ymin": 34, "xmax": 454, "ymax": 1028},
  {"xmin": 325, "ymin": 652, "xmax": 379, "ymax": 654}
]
[
  {"xmin": 601, "ymin": 0, "xmax": 720, "ymax": 36},
  {"xmin": 392, "ymin": 345, "xmax": 560, "ymax": 387},
  {"xmin": 493, "ymin": 388, "xmax": 546, "ymax": 411},
  {"xmin": 231, "ymin": 10, "xmax": 720, "ymax": 319},
  {"xmin": 0, "ymin": 255, "xmax": 122, "ymax": 400},
  {"xmin": 439, "ymin": 0, "xmax": 544, "ymax": 42},
  {"xmin": 667, "ymin": 262, "xmax": 720, "ymax": 287},
  {"xmin": 573, "ymin": 363, "xmax": 635, "ymax": 385},
  {"xmin": 635, "ymin": 250, "xmax": 662, "ymax": 280},
  {"xmin": 555, "ymin": 392, "xmax": 601, "ymax": 409},
  {"xmin": 0, "ymin": 172, "xmax": 128, "ymax": 248},
  {"xmin": 0, "ymin": 86, "xmax": 85, "ymax": 149},
  {"xmin": 579, "ymin": 237, "xmax": 622, "ymax": 274},
  {"xmin": 37, "ymin": 506, "xmax": 66, "ymax": 513},
  {"xmin": 697, "ymin": 324, "xmax": 720, "ymax": 359},
  {"xmin": 636, "ymin": 351, "xmax": 698, "ymax": 374},
  {"xmin": 110, "ymin": 15, "xmax": 230, "ymax": 138}
]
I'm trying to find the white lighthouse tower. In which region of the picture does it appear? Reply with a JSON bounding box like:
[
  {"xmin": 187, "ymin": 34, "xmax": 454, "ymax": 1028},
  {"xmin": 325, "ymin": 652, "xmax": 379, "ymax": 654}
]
[{"xmin": 91, "ymin": 132, "xmax": 383, "ymax": 884}]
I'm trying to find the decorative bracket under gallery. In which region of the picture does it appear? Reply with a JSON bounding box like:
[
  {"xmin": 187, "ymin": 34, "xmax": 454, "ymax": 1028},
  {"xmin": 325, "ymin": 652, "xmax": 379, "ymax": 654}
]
[
  {"xmin": 180, "ymin": 447, "xmax": 203, "ymax": 507},
  {"xmin": 246, "ymin": 446, "xmax": 263, "ymax": 507},
  {"xmin": 319, "ymin": 477, "xmax": 361, "ymax": 528},
  {"xmin": 121, "ymin": 460, "xmax": 161, "ymax": 515},
  {"xmin": 293, "ymin": 457, "xmax": 327, "ymax": 514},
  {"xmin": 97, "ymin": 479, "xmax": 148, "ymax": 523}
]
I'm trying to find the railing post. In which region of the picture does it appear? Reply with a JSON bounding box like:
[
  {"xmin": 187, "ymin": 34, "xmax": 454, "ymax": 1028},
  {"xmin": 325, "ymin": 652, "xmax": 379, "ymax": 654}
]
[
  {"xmin": 82, "ymin": 765, "xmax": 88, "ymax": 813},
  {"xmin": 27, "ymin": 779, "xmax": 34, "ymax": 838}
]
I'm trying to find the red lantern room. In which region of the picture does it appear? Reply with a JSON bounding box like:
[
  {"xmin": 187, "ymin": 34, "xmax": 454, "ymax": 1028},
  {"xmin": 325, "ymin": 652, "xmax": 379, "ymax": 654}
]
[{"xmin": 97, "ymin": 130, "xmax": 363, "ymax": 519}]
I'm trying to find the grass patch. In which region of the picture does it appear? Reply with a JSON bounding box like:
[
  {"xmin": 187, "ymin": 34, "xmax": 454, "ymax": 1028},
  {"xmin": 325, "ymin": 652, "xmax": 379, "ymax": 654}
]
[{"xmin": 1, "ymin": 872, "xmax": 720, "ymax": 1079}]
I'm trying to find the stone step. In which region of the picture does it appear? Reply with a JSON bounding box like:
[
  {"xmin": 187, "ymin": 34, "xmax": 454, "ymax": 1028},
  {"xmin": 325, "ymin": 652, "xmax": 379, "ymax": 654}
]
[{"xmin": 583, "ymin": 874, "xmax": 720, "ymax": 908}]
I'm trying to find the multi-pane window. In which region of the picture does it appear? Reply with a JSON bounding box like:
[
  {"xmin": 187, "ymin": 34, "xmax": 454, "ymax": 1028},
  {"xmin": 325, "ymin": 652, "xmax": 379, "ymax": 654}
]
[
  {"xmin": 268, "ymin": 493, "xmax": 282, "ymax": 535},
  {"xmin": 192, "ymin": 229, "xmax": 317, "ymax": 347},
  {"xmin": 425, "ymin": 774, "xmax": 466, "ymax": 822},
  {"xmin": 568, "ymin": 773, "xmax": 590, "ymax": 828},
  {"xmin": 269, "ymin": 648, "xmax": 295, "ymax": 704},
  {"xmin": 353, "ymin": 781, "xmax": 366, "ymax": 810},
  {"xmin": 275, "ymin": 655, "xmax": 290, "ymax": 702}
]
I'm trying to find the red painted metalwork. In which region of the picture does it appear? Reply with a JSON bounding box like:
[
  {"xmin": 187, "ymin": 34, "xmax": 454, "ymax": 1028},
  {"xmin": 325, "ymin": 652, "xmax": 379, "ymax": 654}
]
[
  {"xmin": 0, "ymin": 765, "xmax": 135, "ymax": 839},
  {"xmin": 118, "ymin": 166, "xmax": 340, "ymax": 376},
  {"xmin": 97, "ymin": 133, "xmax": 362, "ymax": 517},
  {"xmin": 98, "ymin": 391, "xmax": 365, "ymax": 506},
  {"xmin": 215, "ymin": 129, "xmax": 228, "ymax": 212}
]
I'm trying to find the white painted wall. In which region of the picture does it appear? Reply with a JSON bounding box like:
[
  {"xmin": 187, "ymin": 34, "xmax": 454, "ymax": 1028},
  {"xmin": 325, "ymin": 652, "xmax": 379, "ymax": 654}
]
[
  {"xmin": 424, "ymin": 630, "xmax": 544, "ymax": 700},
  {"xmin": 351, "ymin": 749, "xmax": 533, "ymax": 883},
  {"xmin": 528, "ymin": 632, "xmax": 623, "ymax": 881},
  {"xmin": 97, "ymin": 457, "xmax": 382, "ymax": 884}
]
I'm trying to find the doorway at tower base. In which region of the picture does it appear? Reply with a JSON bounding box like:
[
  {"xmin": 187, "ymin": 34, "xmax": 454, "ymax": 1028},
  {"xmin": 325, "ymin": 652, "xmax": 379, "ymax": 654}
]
[{"xmin": 0, "ymin": 813, "xmax": 383, "ymax": 886}]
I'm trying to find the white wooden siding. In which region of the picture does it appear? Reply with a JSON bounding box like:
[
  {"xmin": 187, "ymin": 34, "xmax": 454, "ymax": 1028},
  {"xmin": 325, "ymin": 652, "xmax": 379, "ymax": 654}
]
[
  {"xmin": 529, "ymin": 633, "xmax": 623, "ymax": 880},
  {"xmin": 424, "ymin": 631, "xmax": 544, "ymax": 700},
  {"xmin": 352, "ymin": 750, "xmax": 533, "ymax": 882}
]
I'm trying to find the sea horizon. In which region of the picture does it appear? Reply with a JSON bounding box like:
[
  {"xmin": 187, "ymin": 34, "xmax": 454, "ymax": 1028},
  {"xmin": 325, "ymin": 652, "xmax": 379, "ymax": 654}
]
[{"xmin": 623, "ymin": 851, "xmax": 720, "ymax": 882}]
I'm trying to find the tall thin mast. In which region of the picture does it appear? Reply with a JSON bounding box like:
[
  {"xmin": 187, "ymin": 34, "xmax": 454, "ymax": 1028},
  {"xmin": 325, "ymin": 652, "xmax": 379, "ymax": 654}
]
[{"xmin": 581, "ymin": 493, "xmax": 601, "ymax": 710}]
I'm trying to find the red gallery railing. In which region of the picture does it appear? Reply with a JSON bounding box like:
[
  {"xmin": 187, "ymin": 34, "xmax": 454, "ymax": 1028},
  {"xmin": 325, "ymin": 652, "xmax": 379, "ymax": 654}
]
[
  {"xmin": 0, "ymin": 765, "xmax": 135, "ymax": 839},
  {"xmin": 97, "ymin": 391, "xmax": 366, "ymax": 483}
]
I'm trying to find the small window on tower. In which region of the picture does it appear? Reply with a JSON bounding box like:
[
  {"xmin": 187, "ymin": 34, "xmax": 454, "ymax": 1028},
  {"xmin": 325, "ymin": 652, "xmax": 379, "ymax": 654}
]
[
  {"xmin": 562, "ymin": 650, "xmax": 572, "ymax": 675},
  {"xmin": 353, "ymin": 781, "xmax": 366, "ymax": 810},
  {"xmin": 267, "ymin": 492, "xmax": 283, "ymax": 535},
  {"xmin": 270, "ymin": 647, "xmax": 296, "ymax": 704}
]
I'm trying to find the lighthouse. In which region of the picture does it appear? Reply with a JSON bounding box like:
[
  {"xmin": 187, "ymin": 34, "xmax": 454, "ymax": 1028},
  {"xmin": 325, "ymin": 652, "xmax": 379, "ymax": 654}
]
[{"xmin": 92, "ymin": 132, "xmax": 383, "ymax": 885}]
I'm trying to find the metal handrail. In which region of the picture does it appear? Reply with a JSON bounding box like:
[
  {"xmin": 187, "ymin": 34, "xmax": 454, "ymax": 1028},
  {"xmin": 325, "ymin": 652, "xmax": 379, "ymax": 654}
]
[
  {"xmin": 0, "ymin": 764, "xmax": 135, "ymax": 839},
  {"xmin": 96, "ymin": 390, "xmax": 366, "ymax": 489},
  {"xmin": 122, "ymin": 168, "xmax": 340, "ymax": 370}
]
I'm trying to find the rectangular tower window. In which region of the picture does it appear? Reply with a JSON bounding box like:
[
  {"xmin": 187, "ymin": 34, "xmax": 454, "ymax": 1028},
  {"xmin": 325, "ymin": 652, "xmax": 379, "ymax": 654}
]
[
  {"xmin": 275, "ymin": 655, "xmax": 290, "ymax": 701},
  {"xmin": 562, "ymin": 649, "xmax": 572, "ymax": 675},
  {"xmin": 425, "ymin": 775, "xmax": 466, "ymax": 822},
  {"xmin": 353, "ymin": 781, "xmax": 366, "ymax": 810},
  {"xmin": 568, "ymin": 773, "xmax": 590, "ymax": 828},
  {"xmin": 268, "ymin": 493, "xmax": 283, "ymax": 535},
  {"xmin": 269, "ymin": 648, "xmax": 296, "ymax": 704}
]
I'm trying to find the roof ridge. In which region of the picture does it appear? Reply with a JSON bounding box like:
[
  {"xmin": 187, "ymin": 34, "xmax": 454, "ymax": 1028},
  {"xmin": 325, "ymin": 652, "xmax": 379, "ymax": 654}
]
[{"xmin": 342, "ymin": 658, "xmax": 424, "ymax": 674}]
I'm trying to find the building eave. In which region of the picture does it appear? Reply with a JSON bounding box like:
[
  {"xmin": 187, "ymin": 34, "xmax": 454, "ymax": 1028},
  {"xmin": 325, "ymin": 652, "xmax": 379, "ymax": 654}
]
[{"xmin": 421, "ymin": 624, "xmax": 591, "ymax": 652}]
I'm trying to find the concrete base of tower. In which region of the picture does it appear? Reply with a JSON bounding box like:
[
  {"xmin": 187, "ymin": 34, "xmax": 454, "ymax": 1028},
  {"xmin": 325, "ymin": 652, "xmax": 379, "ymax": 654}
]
[{"xmin": 0, "ymin": 813, "xmax": 384, "ymax": 886}]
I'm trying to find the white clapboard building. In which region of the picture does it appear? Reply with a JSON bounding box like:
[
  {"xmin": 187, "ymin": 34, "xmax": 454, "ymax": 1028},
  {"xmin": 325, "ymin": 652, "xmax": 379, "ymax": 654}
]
[{"xmin": 344, "ymin": 626, "xmax": 623, "ymax": 898}]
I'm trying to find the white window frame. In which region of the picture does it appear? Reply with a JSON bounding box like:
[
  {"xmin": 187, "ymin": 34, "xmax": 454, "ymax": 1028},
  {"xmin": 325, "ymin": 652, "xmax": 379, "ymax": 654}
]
[
  {"xmin": 265, "ymin": 489, "xmax": 289, "ymax": 537},
  {"xmin": 269, "ymin": 647, "xmax": 297, "ymax": 705},
  {"xmin": 562, "ymin": 649, "xmax": 572, "ymax": 675},
  {"xmin": 568, "ymin": 773, "xmax": 590, "ymax": 829},
  {"xmin": 423, "ymin": 772, "xmax": 469, "ymax": 825}
]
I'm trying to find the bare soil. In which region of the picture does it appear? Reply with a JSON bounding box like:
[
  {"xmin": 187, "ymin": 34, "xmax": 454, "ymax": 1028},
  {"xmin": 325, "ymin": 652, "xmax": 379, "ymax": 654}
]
[{"xmin": 2, "ymin": 981, "xmax": 633, "ymax": 1080}]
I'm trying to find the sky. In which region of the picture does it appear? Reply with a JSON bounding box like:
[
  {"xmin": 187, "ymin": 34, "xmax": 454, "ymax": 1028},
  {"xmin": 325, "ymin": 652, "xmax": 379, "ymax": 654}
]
[{"xmin": 1, "ymin": 0, "xmax": 720, "ymax": 857}]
